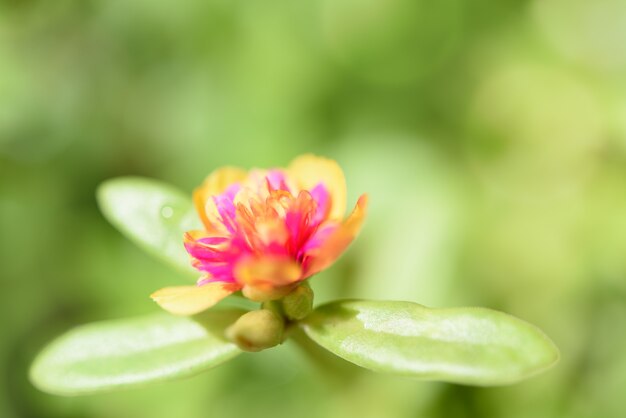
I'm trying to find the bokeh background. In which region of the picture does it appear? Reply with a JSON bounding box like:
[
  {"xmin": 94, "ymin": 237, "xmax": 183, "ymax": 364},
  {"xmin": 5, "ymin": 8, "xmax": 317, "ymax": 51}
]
[{"xmin": 2, "ymin": 0, "xmax": 626, "ymax": 417}]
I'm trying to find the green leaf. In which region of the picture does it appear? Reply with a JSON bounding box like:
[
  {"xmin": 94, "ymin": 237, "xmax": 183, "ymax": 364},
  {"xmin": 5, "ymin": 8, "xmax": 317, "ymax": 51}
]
[
  {"xmin": 301, "ymin": 300, "xmax": 559, "ymax": 386},
  {"xmin": 30, "ymin": 309, "xmax": 244, "ymax": 395},
  {"xmin": 97, "ymin": 177, "xmax": 201, "ymax": 276}
]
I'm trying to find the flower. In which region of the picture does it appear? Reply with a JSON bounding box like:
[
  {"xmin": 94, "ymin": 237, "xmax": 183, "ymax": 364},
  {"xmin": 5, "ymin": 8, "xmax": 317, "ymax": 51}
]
[{"xmin": 151, "ymin": 154, "xmax": 368, "ymax": 315}]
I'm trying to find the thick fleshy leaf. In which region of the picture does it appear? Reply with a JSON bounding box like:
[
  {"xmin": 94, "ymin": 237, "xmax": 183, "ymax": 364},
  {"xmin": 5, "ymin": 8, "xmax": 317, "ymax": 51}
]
[
  {"xmin": 301, "ymin": 300, "xmax": 559, "ymax": 386},
  {"xmin": 97, "ymin": 177, "xmax": 201, "ymax": 275},
  {"xmin": 30, "ymin": 309, "xmax": 244, "ymax": 395}
]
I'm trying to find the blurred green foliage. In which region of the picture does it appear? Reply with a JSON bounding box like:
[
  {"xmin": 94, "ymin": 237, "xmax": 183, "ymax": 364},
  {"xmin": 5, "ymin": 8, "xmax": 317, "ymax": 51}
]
[{"xmin": 1, "ymin": 0, "xmax": 625, "ymax": 417}]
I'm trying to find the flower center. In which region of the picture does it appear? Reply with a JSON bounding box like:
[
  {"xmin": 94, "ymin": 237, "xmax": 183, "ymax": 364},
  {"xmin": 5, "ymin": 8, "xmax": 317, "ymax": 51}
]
[{"xmin": 186, "ymin": 170, "xmax": 335, "ymax": 287}]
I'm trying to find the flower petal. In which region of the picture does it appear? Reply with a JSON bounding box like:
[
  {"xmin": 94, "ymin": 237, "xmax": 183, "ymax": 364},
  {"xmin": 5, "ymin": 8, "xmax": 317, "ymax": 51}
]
[
  {"xmin": 288, "ymin": 154, "xmax": 347, "ymax": 220},
  {"xmin": 194, "ymin": 167, "xmax": 247, "ymax": 231},
  {"xmin": 234, "ymin": 256, "xmax": 302, "ymax": 287},
  {"xmin": 150, "ymin": 282, "xmax": 239, "ymax": 316},
  {"xmin": 234, "ymin": 256, "xmax": 303, "ymax": 301},
  {"xmin": 303, "ymin": 194, "xmax": 368, "ymax": 277}
]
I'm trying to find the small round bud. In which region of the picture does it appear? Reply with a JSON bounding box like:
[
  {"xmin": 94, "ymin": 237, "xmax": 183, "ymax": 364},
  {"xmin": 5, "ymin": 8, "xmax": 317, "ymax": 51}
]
[
  {"xmin": 226, "ymin": 309, "xmax": 284, "ymax": 352},
  {"xmin": 282, "ymin": 283, "xmax": 314, "ymax": 320}
]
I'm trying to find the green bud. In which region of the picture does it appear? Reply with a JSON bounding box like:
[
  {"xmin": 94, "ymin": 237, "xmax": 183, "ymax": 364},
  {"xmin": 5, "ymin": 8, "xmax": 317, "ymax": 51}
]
[
  {"xmin": 282, "ymin": 283, "xmax": 314, "ymax": 320},
  {"xmin": 225, "ymin": 309, "xmax": 284, "ymax": 352}
]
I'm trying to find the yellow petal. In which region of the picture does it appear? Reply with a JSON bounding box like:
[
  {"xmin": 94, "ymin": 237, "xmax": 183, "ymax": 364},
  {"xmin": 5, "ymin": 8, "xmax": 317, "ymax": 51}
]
[
  {"xmin": 287, "ymin": 154, "xmax": 347, "ymax": 220},
  {"xmin": 194, "ymin": 167, "xmax": 248, "ymax": 231},
  {"xmin": 304, "ymin": 194, "xmax": 368, "ymax": 277},
  {"xmin": 150, "ymin": 282, "xmax": 239, "ymax": 316}
]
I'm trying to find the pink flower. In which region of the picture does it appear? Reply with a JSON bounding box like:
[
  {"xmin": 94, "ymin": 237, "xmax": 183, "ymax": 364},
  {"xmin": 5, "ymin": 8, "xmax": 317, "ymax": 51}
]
[{"xmin": 151, "ymin": 155, "xmax": 368, "ymax": 315}]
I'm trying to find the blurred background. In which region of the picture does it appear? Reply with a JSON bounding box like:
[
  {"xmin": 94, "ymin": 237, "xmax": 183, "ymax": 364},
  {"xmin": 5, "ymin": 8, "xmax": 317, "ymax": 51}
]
[{"xmin": 1, "ymin": 0, "xmax": 626, "ymax": 417}]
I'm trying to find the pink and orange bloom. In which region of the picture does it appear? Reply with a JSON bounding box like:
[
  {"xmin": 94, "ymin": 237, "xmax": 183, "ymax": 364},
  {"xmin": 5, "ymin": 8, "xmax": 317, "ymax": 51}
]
[{"xmin": 151, "ymin": 155, "xmax": 367, "ymax": 315}]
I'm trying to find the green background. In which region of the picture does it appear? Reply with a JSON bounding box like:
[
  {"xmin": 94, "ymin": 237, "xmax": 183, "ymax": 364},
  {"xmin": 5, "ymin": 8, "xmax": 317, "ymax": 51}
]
[{"xmin": 1, "ymin": 0, "xmax": 626, "ymax": 417}]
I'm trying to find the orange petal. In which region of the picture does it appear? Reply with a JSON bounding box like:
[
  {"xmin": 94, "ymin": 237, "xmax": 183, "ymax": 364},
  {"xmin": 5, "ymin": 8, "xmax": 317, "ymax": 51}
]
[
  {"xmin": 194, "ymin": 167, "xmax": 248, "ymax": 231},
  {"xmin": 234, "ymin": 256, "xmax": 303, "ymax": 302},
  {"xmin": 150, "ymin": 282, "xmax": 239, "ymax": 316},
  {"xmin": 234, "ymin": 256, "xmax": 302, "ymax": 287},
  {"xmin": 304, "ymin": 194, "xmax": 368, "ymax": 277},
  {"xmin": 287, "ymin": 154, "xmax": 347, "ymax": 220}
]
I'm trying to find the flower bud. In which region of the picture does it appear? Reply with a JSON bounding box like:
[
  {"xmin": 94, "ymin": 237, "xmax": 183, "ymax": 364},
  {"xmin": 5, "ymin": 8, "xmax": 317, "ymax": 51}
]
[
  {"xmin": 225, "ymin": 309, "xmax": 284, "ymax": 352},
  {"xmin": 282, "ymin": 283, "xmax": 314, "ymax": 320}
]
